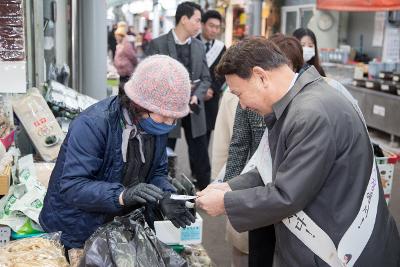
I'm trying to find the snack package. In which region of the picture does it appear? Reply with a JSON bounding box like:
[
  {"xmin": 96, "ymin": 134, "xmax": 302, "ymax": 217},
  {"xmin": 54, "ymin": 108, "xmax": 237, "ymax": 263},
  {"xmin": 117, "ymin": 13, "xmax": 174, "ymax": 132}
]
[
  {"xmin": 0, "ymin": 155, "xmax": 46, "ymax": 234},
  {"xmin": 12, "ymin": 88, "xmax": 65, "ymax": 162},
  {"xmin": 45, "ymin": 80, "xmax": 98, "ymax": 119}
]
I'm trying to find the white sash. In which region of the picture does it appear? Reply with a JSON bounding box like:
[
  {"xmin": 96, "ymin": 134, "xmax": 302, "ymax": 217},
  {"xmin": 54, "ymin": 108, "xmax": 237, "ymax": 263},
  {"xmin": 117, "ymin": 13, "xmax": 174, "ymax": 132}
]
[
  {"xmin": 206, "ymin": 39, "xmax": 224, "ymax": 67},
  {"xmin": 241, "ymin": 88, "xmax": 378, "ymax": 267}
]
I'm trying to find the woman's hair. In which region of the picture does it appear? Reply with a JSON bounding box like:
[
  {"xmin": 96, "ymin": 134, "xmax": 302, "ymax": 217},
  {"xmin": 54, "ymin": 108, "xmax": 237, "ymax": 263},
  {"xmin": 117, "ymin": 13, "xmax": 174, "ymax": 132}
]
[
  {"xmin": 269, "ymin": 33, "xmax": 304, "ymax": 73},
  {"xmin": 119, "ymin": 88, "xmax": 149, "ymax": 123},
  {"xmin": 292, "ymin": 28, "xmax": 325, "ymax": 76}
]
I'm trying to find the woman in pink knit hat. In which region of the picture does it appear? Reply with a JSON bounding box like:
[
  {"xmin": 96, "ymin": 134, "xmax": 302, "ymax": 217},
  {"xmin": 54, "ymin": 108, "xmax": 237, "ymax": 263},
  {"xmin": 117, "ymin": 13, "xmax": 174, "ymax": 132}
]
[{"xmin": 40, "ymin": 55, "xmax": 196, "ymax": 251}]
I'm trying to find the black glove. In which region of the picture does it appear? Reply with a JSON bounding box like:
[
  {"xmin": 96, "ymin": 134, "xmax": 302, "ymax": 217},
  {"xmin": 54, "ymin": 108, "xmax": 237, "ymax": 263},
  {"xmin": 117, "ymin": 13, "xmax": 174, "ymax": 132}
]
[
  {"xmin": 122, "ymin": 183, "xmax": 163, "ymax": 207},
  {"xmin": 159, "ymin": 192, "xmax": 196, "ymax": 228}
]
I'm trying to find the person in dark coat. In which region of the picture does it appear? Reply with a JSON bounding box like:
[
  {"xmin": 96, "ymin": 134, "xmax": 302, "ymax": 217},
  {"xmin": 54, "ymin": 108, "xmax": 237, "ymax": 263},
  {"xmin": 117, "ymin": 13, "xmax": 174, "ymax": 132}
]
[
  {"xmin": 39, "ymin": 55, "xmax": 195, "ymax": 250},
  {"xmin": 108, "ymin": 24, "xmax": 117, "ymax": 59},
  {"xmin": 223, "ymin": 34, "xmax": 306, "ymax": 267},
  {"xmin": 197, "ymin": 37, "xmax": 400, "ymax": 266},
  {"xmin": 146, "ymin": 2, "xmax": 212, "ymax": 190},
  {"xmin": 197, "ymin": 10, "xmax": 226, "ymax": 145}
]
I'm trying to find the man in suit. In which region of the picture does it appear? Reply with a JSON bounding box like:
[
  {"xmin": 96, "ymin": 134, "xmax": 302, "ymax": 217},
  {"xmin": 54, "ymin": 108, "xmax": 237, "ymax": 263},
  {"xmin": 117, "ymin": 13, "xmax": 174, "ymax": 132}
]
[
  {"xmin": 196, "ymin": 37, "xmax": 400, "ymax": 266},
  {"xmin": 197, "ymin": 10, "xmax": 226, "ymax": 145},
  {"xmin": 146, "ymin": 2, "xmax": 212, "ymax": 190}
]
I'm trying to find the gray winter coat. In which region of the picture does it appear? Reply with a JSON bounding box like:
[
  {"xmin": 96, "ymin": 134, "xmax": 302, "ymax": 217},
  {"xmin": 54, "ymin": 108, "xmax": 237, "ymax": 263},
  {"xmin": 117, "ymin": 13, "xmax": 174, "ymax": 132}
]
[
  {"xmin": 224, "ymin": 66, "xmax": 400, "ymax": 266},
  {"xmin": 146, "ymin": 30, "xmax": 211, "ymax": 138}
]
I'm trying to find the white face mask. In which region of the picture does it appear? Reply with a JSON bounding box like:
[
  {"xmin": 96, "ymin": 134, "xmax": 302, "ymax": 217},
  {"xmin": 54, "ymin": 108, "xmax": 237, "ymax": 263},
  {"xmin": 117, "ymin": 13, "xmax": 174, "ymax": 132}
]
[{"xmin": 303, "ymin": 46, "xmax": 315, "ymax": 62}]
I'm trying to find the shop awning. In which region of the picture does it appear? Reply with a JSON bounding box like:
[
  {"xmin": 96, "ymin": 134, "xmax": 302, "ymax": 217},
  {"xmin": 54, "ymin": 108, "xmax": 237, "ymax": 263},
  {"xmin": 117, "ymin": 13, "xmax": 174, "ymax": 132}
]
[{"xmin": 317, "ymin": 0, "xmax": 400, "ymax": 11}]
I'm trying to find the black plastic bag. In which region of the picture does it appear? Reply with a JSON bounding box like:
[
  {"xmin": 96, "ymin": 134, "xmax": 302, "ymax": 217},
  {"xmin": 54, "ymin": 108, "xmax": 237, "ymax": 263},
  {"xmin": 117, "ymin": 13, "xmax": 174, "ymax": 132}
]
[{"xmin": 80, "ymin": 208, "xmax": 187, "ymax": 267}]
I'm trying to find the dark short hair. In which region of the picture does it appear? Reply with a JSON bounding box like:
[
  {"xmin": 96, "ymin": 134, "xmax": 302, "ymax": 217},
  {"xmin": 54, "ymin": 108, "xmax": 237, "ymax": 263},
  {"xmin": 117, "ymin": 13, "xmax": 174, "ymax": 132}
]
[
  {"xmin": 202, "ymin": 10, "xmax": 222, "ymax": 24},
  {"xmin": 216, "ymin": 36, "xmax": 289, "ymax": 79},
  {"xmin": 119, "ymin": 88, "xmax": 150, "ymax": 123},
  {"xmin": 269, "ymin": 33, "xmax": 304, "ymax": 73},
  {"xmin": 175, "ymin": 1, "xmax": 203, "ymax": 25}
]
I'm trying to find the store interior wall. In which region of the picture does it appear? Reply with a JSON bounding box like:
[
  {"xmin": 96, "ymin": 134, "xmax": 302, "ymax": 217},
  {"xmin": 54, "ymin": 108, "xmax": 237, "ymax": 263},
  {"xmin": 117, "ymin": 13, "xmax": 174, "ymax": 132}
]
[
  {"xmin": 282, "ymin": 0, "xmax": 339, "ymax": 49},
  {"xmin": 346, "ymin": 12, "xmax": 383, "ymax": 59},
  {"xmin": 307, "ymin": 10, "xmax": 339, "ymax": 49}
]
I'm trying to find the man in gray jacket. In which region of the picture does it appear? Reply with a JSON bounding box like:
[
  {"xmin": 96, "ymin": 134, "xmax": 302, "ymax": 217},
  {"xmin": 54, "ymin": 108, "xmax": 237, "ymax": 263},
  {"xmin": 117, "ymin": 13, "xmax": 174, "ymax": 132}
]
[
  {"xmin": 196, "ymin": 37, "xmax": 400, "ymax": 266},
  {"xmin": 146, "ymin": 2, "xmax": 212, "ymax": 190}
]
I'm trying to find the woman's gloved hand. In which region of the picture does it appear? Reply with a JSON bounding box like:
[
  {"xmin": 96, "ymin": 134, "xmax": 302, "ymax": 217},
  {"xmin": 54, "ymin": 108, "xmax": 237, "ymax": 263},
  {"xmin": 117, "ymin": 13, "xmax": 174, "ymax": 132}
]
[
  {"xmin": 159, "ymin": 192, "xmax": 196, "ymax": 228},
  {"xmin": 122, "ymin": 183, "xmax": 163, "ymax": 206}
]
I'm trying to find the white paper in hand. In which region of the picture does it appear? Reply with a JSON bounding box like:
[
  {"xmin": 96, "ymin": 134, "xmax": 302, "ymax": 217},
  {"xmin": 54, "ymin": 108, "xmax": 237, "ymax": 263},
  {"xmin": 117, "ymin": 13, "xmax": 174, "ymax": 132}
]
[{"xmin": 170, "ymin": 194, "xmax": 198, "ymax": 201}]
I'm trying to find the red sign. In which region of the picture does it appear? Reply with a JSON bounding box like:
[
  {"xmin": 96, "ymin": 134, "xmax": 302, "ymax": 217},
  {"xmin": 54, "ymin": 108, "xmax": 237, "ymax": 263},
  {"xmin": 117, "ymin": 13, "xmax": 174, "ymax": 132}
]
[{"xmin": 317, "ymin": 0, "xmax": 400, "ymax": 11}]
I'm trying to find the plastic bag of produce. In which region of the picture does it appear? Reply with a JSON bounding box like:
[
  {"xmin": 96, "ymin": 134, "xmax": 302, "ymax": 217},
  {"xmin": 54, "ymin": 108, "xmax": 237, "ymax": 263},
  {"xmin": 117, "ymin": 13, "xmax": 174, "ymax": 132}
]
[
  {"xmin": 80, "ymin": 208, "xmax": 187, "ymax": 267},
  {"xmin": 0, "ymin": 232, "xmax": 69, "ymax": 266}
]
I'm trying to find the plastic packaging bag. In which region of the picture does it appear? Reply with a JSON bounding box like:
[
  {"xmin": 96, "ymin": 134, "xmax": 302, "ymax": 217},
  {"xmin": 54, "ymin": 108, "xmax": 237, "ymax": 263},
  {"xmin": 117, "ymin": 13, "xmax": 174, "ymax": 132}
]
[
  {"xmin": 12, "ymin": 88, "xmax": 65, "ymax": 161},
  {"xmin": 47, "ymin": 63, "xmax": 70, "ymax": 85},
  {"xmin": 45, "ymin": 80, "xmax": 98, "ymax": 120},
  {"xmin": 0, "ymin": 231, "xmax": 69, "ymax": 267},
  {"xmin": 0, "ymin": 154, "xmax": 46, "ymax": 234},
  {"xmin": 80, "ymin": 209, "xmax": 187, "ymax": 267}
]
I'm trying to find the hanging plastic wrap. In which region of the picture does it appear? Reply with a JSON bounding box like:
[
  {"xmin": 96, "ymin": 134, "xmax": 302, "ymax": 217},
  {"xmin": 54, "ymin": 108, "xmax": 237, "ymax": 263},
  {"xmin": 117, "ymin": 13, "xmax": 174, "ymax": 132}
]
[
  {"xmin": 80, "ymin": 209, "xmax": 187, "ymax": 267},
  {"xmin": 0, "ymin": 0, "xmax": 24, "ymax": 61},
  {"xmin": 48, "ymin": 63, "xmax": 70, "ymax": 86},
  {"xmin": 0, "ymin": 0, "xmax": 26, "ymax": 94}
]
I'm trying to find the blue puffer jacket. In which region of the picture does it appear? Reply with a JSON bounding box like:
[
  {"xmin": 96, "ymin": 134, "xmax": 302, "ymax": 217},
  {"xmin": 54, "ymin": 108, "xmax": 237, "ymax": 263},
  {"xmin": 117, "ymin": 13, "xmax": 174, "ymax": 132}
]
[{"xmin": 39, "ymin": 96, "xmax": 175, "ymax": 248}]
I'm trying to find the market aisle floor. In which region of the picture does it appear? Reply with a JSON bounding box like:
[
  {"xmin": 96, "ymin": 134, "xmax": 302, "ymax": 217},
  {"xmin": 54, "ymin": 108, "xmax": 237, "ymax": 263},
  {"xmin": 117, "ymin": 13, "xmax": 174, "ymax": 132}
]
[
  {"xmin": 175, "ymin": 131, "xmax": 400, "ymax": 267},
  {"xmin": 175, "ymin": 133, "xmax": 232, "ymax": 267}
]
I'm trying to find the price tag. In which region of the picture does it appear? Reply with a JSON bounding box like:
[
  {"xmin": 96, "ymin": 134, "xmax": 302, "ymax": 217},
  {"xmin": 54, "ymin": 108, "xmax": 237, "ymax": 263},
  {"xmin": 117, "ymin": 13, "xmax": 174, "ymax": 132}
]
[{"xmin": 373, "ymin": 105, "xmax": 385, "ymax": 117}]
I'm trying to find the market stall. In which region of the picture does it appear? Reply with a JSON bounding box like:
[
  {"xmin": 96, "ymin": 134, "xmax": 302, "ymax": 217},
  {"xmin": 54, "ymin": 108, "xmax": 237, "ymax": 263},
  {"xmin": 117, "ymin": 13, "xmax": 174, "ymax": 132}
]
[
  {"xmin": 0, "ymin": 83, "xmax": 213, "ymax": 266},
  {"xmin": 0, "ymin": 1, "xmax": 213, "ymax": 266},
  {"xmin": 308, "ymin": 1, "xmax": 400, "ymax": 143}
]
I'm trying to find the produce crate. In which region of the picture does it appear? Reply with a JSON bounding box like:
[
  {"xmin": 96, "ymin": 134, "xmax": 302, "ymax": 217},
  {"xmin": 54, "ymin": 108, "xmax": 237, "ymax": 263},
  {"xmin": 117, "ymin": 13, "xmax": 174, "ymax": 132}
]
[{"xmin": 376, "ymin": 152, "xmax": 399, "ymax": 204}]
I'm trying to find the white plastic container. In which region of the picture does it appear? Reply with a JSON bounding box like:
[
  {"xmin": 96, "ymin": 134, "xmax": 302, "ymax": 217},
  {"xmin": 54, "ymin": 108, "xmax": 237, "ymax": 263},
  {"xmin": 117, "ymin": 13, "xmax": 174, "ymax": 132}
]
[{"xmin": 154, "ymin": 213, "xmax": 202, "ymax": 245}]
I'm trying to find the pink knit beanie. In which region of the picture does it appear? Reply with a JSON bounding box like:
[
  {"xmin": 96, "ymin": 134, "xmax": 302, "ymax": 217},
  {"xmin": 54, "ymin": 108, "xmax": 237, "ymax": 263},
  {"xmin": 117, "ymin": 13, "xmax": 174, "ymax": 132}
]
[{"xmin": 124, "ymin": 55, "xmax": 191, "ymax": 118}]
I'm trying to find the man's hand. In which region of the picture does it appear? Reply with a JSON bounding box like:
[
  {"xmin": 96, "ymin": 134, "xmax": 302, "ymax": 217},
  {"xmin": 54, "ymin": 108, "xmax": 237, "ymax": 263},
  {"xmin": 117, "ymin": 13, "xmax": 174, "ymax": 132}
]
[
  {"xmin": 204, "ymin": 88, "xmax": 214, "ymax": 101},
  {"xmin": 196, "ymin": 188, "xmax": 226, "ymax": 216},
  {"xmin": 190, "ymin": 95, "xmax": 198, "ymax": 105},
  {"xmin": 196, "ymin": 182, "xmax": 231, "ymax": 197},
  {"xmin": 189, "ymin": 95, "xmax": 199, "ymax": 114}
]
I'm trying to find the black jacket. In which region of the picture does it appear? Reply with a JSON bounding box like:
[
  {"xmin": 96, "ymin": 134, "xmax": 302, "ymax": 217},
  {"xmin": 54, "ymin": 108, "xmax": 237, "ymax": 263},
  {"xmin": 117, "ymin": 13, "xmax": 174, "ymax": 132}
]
[{"xmin": 196, "ymin": 35, "xmax": 226, "ymax": 131}]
